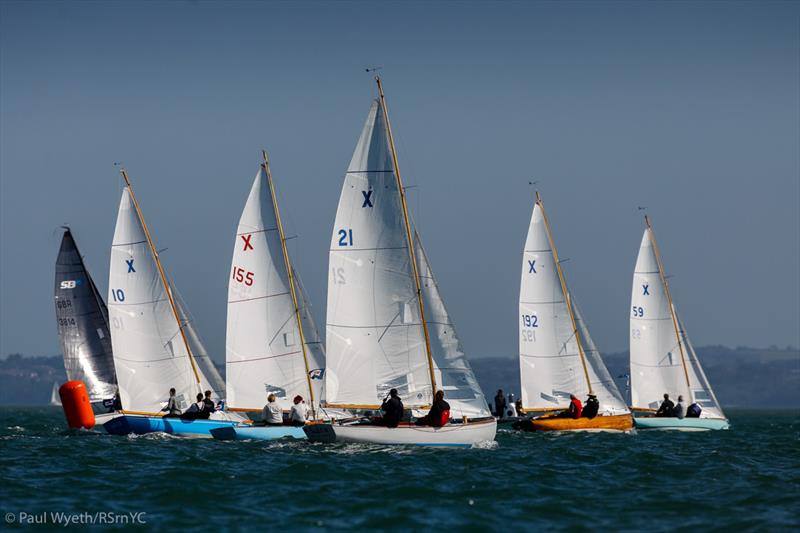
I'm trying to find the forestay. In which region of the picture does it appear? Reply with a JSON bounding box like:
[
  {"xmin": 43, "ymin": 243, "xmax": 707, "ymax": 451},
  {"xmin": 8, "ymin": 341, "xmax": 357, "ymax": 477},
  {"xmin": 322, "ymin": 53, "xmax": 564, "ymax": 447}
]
[
  {"xmin": 226, "ymin": 168, "xmax": 323, "ymax": 412},
  {"xmin": 325, "ymin": 99, "xmax": 433, "ymax": 409},
  {"xmin": 54, "ymin": 228, "xmax": 118, "ymax": 402},
  {"xmin": 108, "ymin": 188, "xmax": 201, "ymax": 413},
  {"xmin": 630, "ymin": 228, "xmax": 723, "ymax": 418},
  {"xmin": 414, "ymin": 232, "xmax": 491, "ymax": 418}
]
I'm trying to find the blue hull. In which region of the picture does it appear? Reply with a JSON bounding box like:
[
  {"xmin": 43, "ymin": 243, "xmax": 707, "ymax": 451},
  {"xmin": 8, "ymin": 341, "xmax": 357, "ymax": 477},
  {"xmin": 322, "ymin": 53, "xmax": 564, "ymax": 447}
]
[
  {"xmin": 103, "ymin": 415, "xmax": 239, "ymax": 437},
  {"xmin": 634, "ymin": 416, "xmax": 730, "ymax": 431},
  {"xmin": 210, "ymin": 425, "xmax": 307, "ymax": 441}
]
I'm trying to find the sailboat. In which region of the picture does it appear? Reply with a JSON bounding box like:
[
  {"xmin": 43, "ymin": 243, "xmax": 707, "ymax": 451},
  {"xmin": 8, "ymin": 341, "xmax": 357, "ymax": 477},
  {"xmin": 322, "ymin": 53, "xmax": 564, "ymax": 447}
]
[
  {"xmin": 54, "ymin": 227, "xmax": 119, "ymax": 424},
  {"xmin": 102, "ymin": 168, "xmax": 243, "ymax": 437},
  {"xmin": 629, "ymin": 216, "xmax": 729, "ymax": 430},
  {"xmin": 303, "ymin": 77, "xmax": 496, "ymax": 446},
  {"xmin": 514, "ymin": 193, "xmax": 632, "ymax": 431},
  {"xmin": 211, "ymin": 153, "xmax": 327, "ymax": 441},
  {"xmin": 50, "ymin": 382, "xmax": 62, "ymax": 406}
]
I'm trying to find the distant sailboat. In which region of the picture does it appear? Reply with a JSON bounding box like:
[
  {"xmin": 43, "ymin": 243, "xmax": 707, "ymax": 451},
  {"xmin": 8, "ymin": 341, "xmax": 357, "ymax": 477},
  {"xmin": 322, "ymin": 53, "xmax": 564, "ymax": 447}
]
[
  {"xmin": 102, "ymin": 168, "xmax": 243, "ymax": 437},
  {"xmin": 514, "ymin": 193, "xmax": 632, "ymax": 431},
  {"xmin": 54, "ymin": 227, "xmax": 121, "ymax": 425},
  {"xmin": 629, "ymin": 216, "xmax": 729, "ymax": 430},
  {"xmin": 303, "ymin": 77, "xmax": 496, "ymax": 446},
  {"xmin": 50, "ymin": 381, "xmax": 62, "ymax": 406},
  {"xmin": 214, "ymin": 153, "xmax": 327, "ymax": 440}
]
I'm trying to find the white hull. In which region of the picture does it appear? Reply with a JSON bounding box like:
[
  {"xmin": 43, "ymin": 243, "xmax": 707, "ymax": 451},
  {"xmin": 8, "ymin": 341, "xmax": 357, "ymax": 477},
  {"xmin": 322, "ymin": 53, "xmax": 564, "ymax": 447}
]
[{"xmin": 304, "ymin": 419, "xmax": 497, "ymax": 447}]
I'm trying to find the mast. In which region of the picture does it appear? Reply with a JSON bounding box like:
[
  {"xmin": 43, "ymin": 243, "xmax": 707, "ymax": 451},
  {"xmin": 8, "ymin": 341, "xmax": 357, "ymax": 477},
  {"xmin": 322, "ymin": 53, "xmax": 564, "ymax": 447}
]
[
  {"xmin": 644, "ymin": 215, "xmax": 690, "ymax": 388},
  {"xmin": 261, "ymin": 150, "xmax": 317, "ymax": 418},
  {"xmin": 535, "ymin": 192, "xmax": 593, "ymax": 394},
  {"xmin": 119, "ymin": 168, "xmax": 202, "ymax": 387},
  {"xmin": 375, "ymin": 76, "xmax": 438, "ymax": 396}
]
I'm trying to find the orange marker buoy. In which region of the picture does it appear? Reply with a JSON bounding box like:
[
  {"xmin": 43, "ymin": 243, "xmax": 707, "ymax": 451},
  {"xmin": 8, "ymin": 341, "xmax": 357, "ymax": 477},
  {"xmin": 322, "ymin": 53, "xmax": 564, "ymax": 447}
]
[{"xmin": 59, "ymin": 380, "xmax": 95, "ymax": 429}]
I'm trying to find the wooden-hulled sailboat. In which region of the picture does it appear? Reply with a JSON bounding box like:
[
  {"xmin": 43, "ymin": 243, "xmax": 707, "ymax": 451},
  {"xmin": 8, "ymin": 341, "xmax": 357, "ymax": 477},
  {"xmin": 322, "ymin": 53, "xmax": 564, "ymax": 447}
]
[
  {"xmin": 211, "ymin": 153, "xmax": 328, "ymax": 441},
  {"xmin": 514, "ymin": 193, "xmax": 632, "ymax": 432},
  {"xmin": 103, "ymin": 168, "xmax": 244, "ymax": 437},
  {"xmin": 54, "ymin": 227, "xmax": 120, "ymax": 423},
  {"xmin": 629, "ymin": 217, "xmax": 729, "ymax": 430},
  {"xmin": 303, "ymin": 77, "xmax": 496, "ymax": 446}
]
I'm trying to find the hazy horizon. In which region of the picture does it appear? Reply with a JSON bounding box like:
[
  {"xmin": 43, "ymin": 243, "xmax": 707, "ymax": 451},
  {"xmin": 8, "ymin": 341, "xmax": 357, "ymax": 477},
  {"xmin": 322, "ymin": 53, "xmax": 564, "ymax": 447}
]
[{"xmin": 1, "ymin": 1, "xmax": 798, "ymax": 362}]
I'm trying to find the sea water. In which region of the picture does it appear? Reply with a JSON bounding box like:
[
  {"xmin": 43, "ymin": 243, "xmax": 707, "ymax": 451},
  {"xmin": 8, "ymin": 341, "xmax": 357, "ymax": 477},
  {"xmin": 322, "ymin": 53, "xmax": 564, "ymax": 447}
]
[{"xmin": 1, "ymin": 408, "xmax": 797, "ymax": 530}]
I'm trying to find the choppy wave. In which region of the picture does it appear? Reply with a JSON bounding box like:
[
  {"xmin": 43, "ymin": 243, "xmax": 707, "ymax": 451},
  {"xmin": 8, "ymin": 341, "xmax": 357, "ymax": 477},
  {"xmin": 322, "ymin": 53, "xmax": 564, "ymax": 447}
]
[{"xmin": 0, "ymin": 408, "xmax": 797, "ymax": 530}]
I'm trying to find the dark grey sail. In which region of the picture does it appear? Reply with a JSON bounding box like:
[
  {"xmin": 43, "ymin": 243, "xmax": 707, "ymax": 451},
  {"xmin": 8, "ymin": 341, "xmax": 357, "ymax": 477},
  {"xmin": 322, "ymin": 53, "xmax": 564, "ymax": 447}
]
[{"xmin": 54, "ymin": 228, "xmax": 118, "ymax": 402}]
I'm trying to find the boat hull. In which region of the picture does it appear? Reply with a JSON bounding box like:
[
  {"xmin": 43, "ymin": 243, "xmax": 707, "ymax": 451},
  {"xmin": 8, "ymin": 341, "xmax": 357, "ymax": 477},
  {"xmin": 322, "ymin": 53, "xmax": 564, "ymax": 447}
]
[
  {"xmin": 210, "ymin": 425, "xmax": 306, "ymax": 441},
  {"xmin": 633, "ymin": 416, "xmax": 730, "ymax": 431},
  {"xmin": 303, "ymin": 418, "xmax": 497, "ymax": 447},
  {"xmin": 103, "ymin": 415, "xmax": 239, "ymax": 438},
  {"xmin": 515, "ymin": 414, "xmax": 633, "ymax": 432}
]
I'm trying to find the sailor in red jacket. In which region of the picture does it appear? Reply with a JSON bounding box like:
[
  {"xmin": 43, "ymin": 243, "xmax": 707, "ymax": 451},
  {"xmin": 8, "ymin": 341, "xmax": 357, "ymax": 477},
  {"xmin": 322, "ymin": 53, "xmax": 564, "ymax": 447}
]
[{"xmin": 557, "ymin": 394, "xmax": 583, "ymax": 419}]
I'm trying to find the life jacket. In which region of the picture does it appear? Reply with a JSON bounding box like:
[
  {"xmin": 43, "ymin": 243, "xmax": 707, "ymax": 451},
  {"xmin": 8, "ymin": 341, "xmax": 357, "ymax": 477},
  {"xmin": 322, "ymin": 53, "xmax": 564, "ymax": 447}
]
[
  {"xmin": 570, "ymin": 398, "xmax": 583, "ymax": 419},
  {"xmin": 438, "ymin": 409, "xmax": 450, "ymax": 427}
]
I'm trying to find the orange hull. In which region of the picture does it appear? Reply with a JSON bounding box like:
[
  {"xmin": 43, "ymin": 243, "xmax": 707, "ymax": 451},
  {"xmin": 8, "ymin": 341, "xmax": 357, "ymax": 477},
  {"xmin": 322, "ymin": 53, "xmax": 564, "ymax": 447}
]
[{"xmin": 528, "ymin": 414, "xmax": 633, "ymax": 432}]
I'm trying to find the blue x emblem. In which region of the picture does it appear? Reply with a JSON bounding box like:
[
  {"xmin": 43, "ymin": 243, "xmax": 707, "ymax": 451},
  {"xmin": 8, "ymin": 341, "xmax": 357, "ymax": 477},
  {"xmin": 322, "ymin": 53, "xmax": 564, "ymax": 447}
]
[
  {"xmin": 362, "ymin": 190, "xmax": 373, "ymax": 208},
  {"xmin": 528, "ymin": 260, "xmax": 536, "ymax": 274},
  {"xmin": 642, "ymin": 284, "xmax": 649, "ymax": 295},
  {"xmin": 126, "ymin": 259, "xmax": 136, "ymax": 273}
]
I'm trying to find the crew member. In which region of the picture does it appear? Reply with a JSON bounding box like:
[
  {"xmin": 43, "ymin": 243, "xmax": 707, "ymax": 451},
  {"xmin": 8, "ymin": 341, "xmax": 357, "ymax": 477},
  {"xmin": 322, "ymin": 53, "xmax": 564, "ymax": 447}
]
[
  {"xmin": 182, "ymin": 393, "xmax": 205, "ymax": 419},
  {"xmin": 582, "ymin": 393, "xmax": 599, "ymax": 419},
  {"xmin": 415, "ymin": 390, "xmax": 451, "ymax": 427},
  {"xmin": 557, "ymin": 394, "xmax": 582, "ymax": 419},
  {"xmin": 656, "ymin": 393, "xmax": 675, "ymax": 417},
  {"xmin": 494, "ymin": 389, "xmax": 507, "ymax": 418},
  {"xmin": 262, "ymin": 393, "xmax": 284, "ymax": 425},
  {"xmin": 161, "ymin": 388, "xmax": 181, "ymax": 417},
  {"xmin": 380, "ymin": 388, "xmax": 404, "ymax": 428},
  {"xmin": 674, "ymin": 395, "xmax": 686, "ymax": 419},
  {"xmin": 289, "ymin": 395, "xmax": 308, "ymax": 426}
]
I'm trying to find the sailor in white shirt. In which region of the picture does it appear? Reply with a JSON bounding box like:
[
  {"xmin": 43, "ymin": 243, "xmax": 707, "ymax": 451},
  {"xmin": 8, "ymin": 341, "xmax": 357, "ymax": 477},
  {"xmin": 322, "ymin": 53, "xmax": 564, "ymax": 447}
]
[
  {"xmin": 262, "ymin": 393, "xmax": 284, "ymax": 425},
  {"xmin": 289, "ymin": 395, "xmax": 309, "ymax": 426}
]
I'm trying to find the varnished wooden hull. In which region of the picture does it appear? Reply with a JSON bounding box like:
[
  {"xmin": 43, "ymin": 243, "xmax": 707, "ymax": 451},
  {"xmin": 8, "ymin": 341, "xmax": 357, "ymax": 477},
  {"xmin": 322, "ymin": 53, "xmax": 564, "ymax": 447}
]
[{"xmin": 518, "ymin": 414, "xmax": 633, "ymax": 432}]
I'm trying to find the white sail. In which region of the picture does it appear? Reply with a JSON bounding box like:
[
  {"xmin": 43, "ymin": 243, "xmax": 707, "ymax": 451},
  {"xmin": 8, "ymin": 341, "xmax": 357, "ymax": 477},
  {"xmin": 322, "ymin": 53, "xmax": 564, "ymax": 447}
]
[
  {"xmin": 677, "ymin": 312, "xmax": 724, "ymax": 418},
  {"xmin": 519, "ymin": 203, "xmax": 586, "ymax": 410},
  {"xmin": 324, "ymin": 99, "xmax": 432, "ymax": 409},
  {"xmin": 108, "ymin": 188, "xmax": 201, "ymax": 413},
  {"xmin": 414, "ymin": 232, "xmax": 491, "ymax": 418},
  {"xmin": 226, "ymin": 168, "xmax": 322, "ymax": 412},
  {"xmin": 518, "ymin": 201, "xmax": 627, "ymax": 415},
  {"xmin": 630, "ymin": 227, "xmax": 724, "ymax": 418}
]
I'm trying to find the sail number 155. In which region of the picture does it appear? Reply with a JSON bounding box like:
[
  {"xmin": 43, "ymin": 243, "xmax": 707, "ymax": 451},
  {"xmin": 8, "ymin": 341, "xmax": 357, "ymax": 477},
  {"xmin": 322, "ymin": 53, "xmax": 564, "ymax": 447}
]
[{"xmin": 232, "ymin": 266, "xmax": 254, "ymax": 286}]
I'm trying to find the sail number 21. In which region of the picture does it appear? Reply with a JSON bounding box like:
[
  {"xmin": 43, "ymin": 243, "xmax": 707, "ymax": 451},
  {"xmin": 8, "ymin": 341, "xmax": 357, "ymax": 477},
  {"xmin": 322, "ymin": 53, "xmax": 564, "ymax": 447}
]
[{"xmin": 337, "ymin": 229, "xmax": 353, "ymax": 247}]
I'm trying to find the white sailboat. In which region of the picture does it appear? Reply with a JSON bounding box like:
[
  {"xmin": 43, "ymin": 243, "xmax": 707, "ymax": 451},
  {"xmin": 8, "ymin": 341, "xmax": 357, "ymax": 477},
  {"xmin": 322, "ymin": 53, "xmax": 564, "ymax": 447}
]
[
  {"xmin": 214, "ymin": 153, "xmax": 327, "ymax": 440},
  {"xmin": 303, "ymin": 77, "xmax": 496, "ymax": 446},
  {"xmin": 50, "ymin": 381, "xmax": 62, "ymax": 406},
  {"xmin": 103, "ymin": 168, "xmax": 243, "ymax": 437},
  {"xmin": 629, "ymin": 216, "xmax": 729, "ymax": 430},
  {"xmin": 514, "ymin": 193, "xmax": 631, "ymax": 431}
]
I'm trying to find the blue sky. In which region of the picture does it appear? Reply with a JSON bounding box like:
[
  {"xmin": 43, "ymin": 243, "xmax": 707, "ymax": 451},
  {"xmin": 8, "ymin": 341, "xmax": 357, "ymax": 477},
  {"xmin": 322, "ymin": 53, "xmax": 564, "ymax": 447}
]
[{"xmin": 1, "ymin": 1, "xmax": 798, "ymax": 362}]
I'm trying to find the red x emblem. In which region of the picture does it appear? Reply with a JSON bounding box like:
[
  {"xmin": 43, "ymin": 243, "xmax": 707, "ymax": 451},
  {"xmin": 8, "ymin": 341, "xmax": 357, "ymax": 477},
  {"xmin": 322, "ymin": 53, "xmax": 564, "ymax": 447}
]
[{"xmin": 241, "ymin": 234, "xmax": 253, "ymax": 251}]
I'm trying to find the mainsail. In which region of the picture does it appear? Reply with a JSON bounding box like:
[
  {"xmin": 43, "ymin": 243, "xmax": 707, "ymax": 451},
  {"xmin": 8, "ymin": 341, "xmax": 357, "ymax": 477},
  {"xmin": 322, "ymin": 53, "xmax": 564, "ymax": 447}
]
[
  {"xmin": 629, "ymin": 222, "xmax": 724, "ymax": 418},
  {"xmin": 54, "ymin": 228, "xmax": 118, "ymax": 402},
  {"xmin": 108, "ymin": 180, "xmax": 219, "ymax": 413},
  {"xmin": 325, "ymin": 94, "xmax": 489, "ymax": 415},
  {"xmin": 225, "ymin": 165, "xmax": 324, "ymax": 412},
  {"xmin": 519, "ymin": 198, "xmax": 627, "ymax": 415}
]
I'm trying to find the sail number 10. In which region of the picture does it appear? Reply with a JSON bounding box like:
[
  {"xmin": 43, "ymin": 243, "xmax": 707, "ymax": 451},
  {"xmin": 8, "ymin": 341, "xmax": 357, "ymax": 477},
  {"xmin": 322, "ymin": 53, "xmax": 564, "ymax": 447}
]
[{"xmin": 232, "ymin": 267, "xmax": 254, "ymax": 286}]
